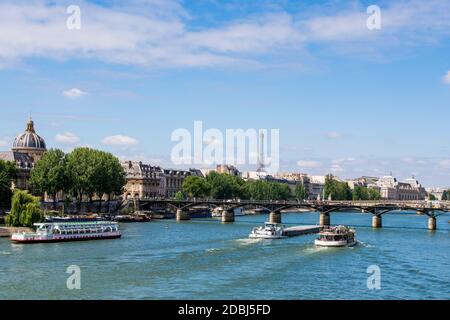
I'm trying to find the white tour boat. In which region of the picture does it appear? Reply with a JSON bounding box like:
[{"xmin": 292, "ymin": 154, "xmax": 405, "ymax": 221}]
[
  {"xmin": 11, "ymin": 221, "xmax": 122, "ymax": 244},
  {"xmin": 249, "ymin": 222, "xmax": 286, "ymax": 239},
  {"xmin": 314, "ymin": 225, "xmax": 356, "ymax": 247}
]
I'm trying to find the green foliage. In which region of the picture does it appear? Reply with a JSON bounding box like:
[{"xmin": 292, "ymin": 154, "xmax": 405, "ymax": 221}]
[
  {"xmin": 28, "ymin": 147, "xmax": 125, "ymax": 213},
  {"xmin": 294, "ymin": 184, "xmax": 309, "ymax": 200},
  {"xmin": 182, "ymin": 176, "xmax": 210, "ymax": 198},
  {"xmin": 324, "ymin": 175, "xmax": 352, "ymax": 200},
  {"xmin": 353, "ymin": 186, "xmax": 369, "ymax": 200},
  {"xmin": 173, "ymin": 191, "xmax": 186, "ymax": 201},
  {"xmin": 428, "ymin": 193, "xmax": 437, "ymax": 201},
  {"xmin": 367, "ymin": 188, "xmax": 381, "ymax": 200},
  {"xmin": 65, "ymin": 148, "xmax": 99, "ymax": 202},
  {"xmin": 30, "ymin": 149, "xmax": 68, "ymax": 206},
  {"xmin": 181, "ymin": 172, "xmax": 294, "ymax": 201},
  {"xmin": 244, "ymin": 180, "xmax": 292, "ymax": 200},
  {"xmin": 0, "ymin": 159, "xmax": 16, "ymax": 208},
  {"xmin": 205, "ymin": 172, "xmax": 246, "ymax": 199},
  {"xmin": 65, "ymin": 148, "xmax": 125, "ymax": 204},
  {"xmin": 5, "ymin": 190, "xmax": 43, "ymax": 227},
  {"xmin": 442, "ymin": 190, "xmax": 450, "ymax": 201}
]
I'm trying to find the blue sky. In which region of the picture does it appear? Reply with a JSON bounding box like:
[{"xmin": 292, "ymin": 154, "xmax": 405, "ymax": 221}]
[{"xmin": 0, "ymin": 0, "xmax": 449, "ymax": 186}]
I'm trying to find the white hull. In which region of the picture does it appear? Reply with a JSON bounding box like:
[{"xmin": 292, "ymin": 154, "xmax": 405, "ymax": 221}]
[
  {"xmin": 314, "ymin": 239, "xmax": 356, "ymax": 247},
  {"xmin": 249, "ymin": 234, "xmax": 286, "ymax": 239},
  {"xmin": 11, "ymin": 231, "xmax": 121, "ymax": 243},
  {"xmin": 11, "ymin": 221, "xmax": 122, "ymax": 243},
  {"xmin": 248, "ymin": 222, "xmax": 286, "ymax": 239}
]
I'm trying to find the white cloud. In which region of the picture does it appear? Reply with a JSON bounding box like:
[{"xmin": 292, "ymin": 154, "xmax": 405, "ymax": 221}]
[
  {"xmin": 0, "ymin": 0, "xmax": 449, "ymax": 69},
  {"xmin": 63, "ymin": 88, "xmax": 87, "ymax": 98},
  {"xmin": 102, "ymin": 135, "xmax": 139, "ymax": 146},
  {"xmin": 330, "ymin": 164, "xmax": 344, "ymax": 173},
  {"xmin": 326, "ymin": 132, "xmax": 342, "ymax": 139},
  {"xmin": 297, "ymin": 160, "xmax": 322, "ymax": 168},
  {"xmin": 442, "ymin": 71, "xmax": 450, "ymax": 84},
  {"xmin": 332, "ymin": 157, "xmax": 355, "ymax": 164},
  {"xmin": 55, "ymin": 132, "xmax": 80, "ymax": 144}
]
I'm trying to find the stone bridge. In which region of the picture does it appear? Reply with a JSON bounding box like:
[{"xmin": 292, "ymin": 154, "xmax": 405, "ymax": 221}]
[{"xmin": 137, "ymin": 199, "xmax": 450, "ymax": 230}]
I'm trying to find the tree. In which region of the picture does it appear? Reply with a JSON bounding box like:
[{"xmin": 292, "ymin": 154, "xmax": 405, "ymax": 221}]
[
  {"xmin": 353, "ymin": 186, "xmax": 369, "ymax": 200},
  {"xmin": 182, "ymin": 176, "xmax": 210, "ymax": 199},
  {"xmin": 66, "ymin": 148, "xmax": 99, "ymax": 211},
  {"xmin": 173, "ymin": 191, "xmax": 185, "ymax": 201},
  {"xmin": 428, "ymin": 193, "xmax": 437, "ymax": 201},
  {"xmin": 0, "ymin": 159, "xmax": 16, "ymax": 209},
  {"xmin": 367, "ymin": 188, "xmax": 381, "ymax": 200},
  {"xmin": 65, "ymin": 148, "xmax": 126, "ymax": 212},
  {"xmin": 205, "ymin": 172, "xmax": 245, "ymax": 199},
  {"xmin": 30, "ymin": 149, "xmax": 68, "ymax": 209},
  {"xmin": 295, "ymin": 184, "xmax": 309, "ymax": 201},
  {"xmin": 5, "ymin": 190, "xmax": 43, "ymax": 227},
  {"xmin": 270, "ymin": 182, "xmax": 292, "ymax": 200},
  {"xmin": 92, "ymin": 151, "xmax": 125, "ymax": 211},
  {"xmin": 324, "ymin": 175, "xmax": 352, "ymax": 200},
  {"xmin": 442, "ymin": 190, "xmax": 449, "ymax": 201},
  {"xmin": 244, "ymin": 180, "xmax": 292, "ymax": 200}
]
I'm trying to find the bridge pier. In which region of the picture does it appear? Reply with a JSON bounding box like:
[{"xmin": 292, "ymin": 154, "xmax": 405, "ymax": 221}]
[
  {"xmin": 319, "ymin": 213, "xmax": 330, "ymax": 226},
  {"xmin": 176, "ymin": 209, "xmax": 190, "ymax": 221},
  {"xmin": 269, "ymin": 212, "xmax": 282, "ymax": 224},
  {"xmin": 222, "ymin": 210, "xmax": 235, "ymax": 223},
  {"xmin": 428, "ymin": 217, "xmax": 437, "ymax": 231},
  {"xmin": 372, "ymin": 215, "xmax": 382, "ymax": 228}
]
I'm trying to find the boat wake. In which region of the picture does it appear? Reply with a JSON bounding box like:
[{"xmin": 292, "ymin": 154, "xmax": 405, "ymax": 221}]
[
  {"xmin": 205, "ymin": 248, "xmax": 221, "ymax": 254},
  {"xmin": 303, "ymin": 246, "xmax": 329, "ymax": 254},
  {"xmin": 234, "ymin": 238, "xmax": 262, "ymax": 246},
  {"xmin": 356, "ymin": 241, "xmax": 374, "ymax": 248}
]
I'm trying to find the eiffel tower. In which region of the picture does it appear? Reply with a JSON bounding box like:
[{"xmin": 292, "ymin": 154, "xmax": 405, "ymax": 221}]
[{"xmin": 256, "ymin": 130, "xmax": 266, "ymax": 172}]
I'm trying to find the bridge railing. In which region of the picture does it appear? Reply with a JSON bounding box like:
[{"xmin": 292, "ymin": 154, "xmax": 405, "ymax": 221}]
[{"xmin": 139, "ymin": 198, "xmax": 450, "ymax": 210}]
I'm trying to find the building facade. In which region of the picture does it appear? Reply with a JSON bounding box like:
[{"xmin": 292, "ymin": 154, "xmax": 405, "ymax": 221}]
[
  {"xmin": 376, "ymin": 176, "xmax": 427, "ymax": 201},
  {"xmin": 0, "ymin": 119, "xmax": 47, "ymax": 191},
  {"xmin": 122, "ymin": 161, "xmax": 166, "ymax": 200},
  {"xmin": 122, "ymin": 161, "xmax": 203, "ymax": 199},
  {"xmin": 216, "ymin": 164, "xmax": 241, "ymax": 176}
]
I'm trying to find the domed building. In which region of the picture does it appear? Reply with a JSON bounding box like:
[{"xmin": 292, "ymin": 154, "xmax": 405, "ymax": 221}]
[{"xmin": 0, "ymin": 118, "xmax": 47, "ymax": 190}]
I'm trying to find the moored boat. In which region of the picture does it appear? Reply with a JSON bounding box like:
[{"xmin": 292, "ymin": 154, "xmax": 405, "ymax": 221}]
[
  {"xmin": 314, "ymin": 225, "xmax": 356, "ymax": 247},
  {"xmin": 249, "ymin": 222, "xmax": 286, "ymax": 239},
  {"xmin": 11, "ymin": 221, "xmax": 121, "ymax": 243}
]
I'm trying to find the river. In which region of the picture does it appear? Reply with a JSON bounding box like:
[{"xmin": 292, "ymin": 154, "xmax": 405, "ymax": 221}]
[{"xmin": 0, "ymin": 212, "xmax": 449, "ymax": 300}]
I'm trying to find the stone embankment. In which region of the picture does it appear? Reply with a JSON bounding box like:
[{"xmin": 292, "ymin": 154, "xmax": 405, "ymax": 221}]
[{"xmin": 0, "ymin": 227, "xmax": 34, "ymax": 238}]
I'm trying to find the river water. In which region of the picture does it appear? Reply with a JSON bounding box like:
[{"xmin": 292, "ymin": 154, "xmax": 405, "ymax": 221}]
[{"xmin": 0, "ymin": 212, "xmax": 449, "ymax": 300}]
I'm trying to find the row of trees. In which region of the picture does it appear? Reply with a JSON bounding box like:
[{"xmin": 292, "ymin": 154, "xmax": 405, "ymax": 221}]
[
  {"xmin": 324, "ymin": 175, "xmax": 381, "ymax": 201},
  {"xmin": 180, "ymin": 173, "xmax": 381, "ymax": 202},
  {"xmin": 180, "ymin": 172, "xmax": 307, "ymax": 201},
  {"xmin": 30, "ymin": 148, "xmax": 126, "ymax": 210}
]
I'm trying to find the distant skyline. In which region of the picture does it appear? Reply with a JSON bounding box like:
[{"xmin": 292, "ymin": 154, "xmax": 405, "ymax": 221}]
[{"xmin": 0, "ymin": 0, "xmax": 450, "ymax": 187}]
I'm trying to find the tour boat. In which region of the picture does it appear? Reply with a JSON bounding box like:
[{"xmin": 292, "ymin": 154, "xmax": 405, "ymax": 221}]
[
  {"xmin": 249, "ymin": 222, "xmax": 286, "ymax": 239},
  {"xmin": 10, "ymin": 221, "xmax": 122, "ymax": 243},
  {"xmin": 314, "ymin": 225, "xmax": 356, "ymax": 247}
]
